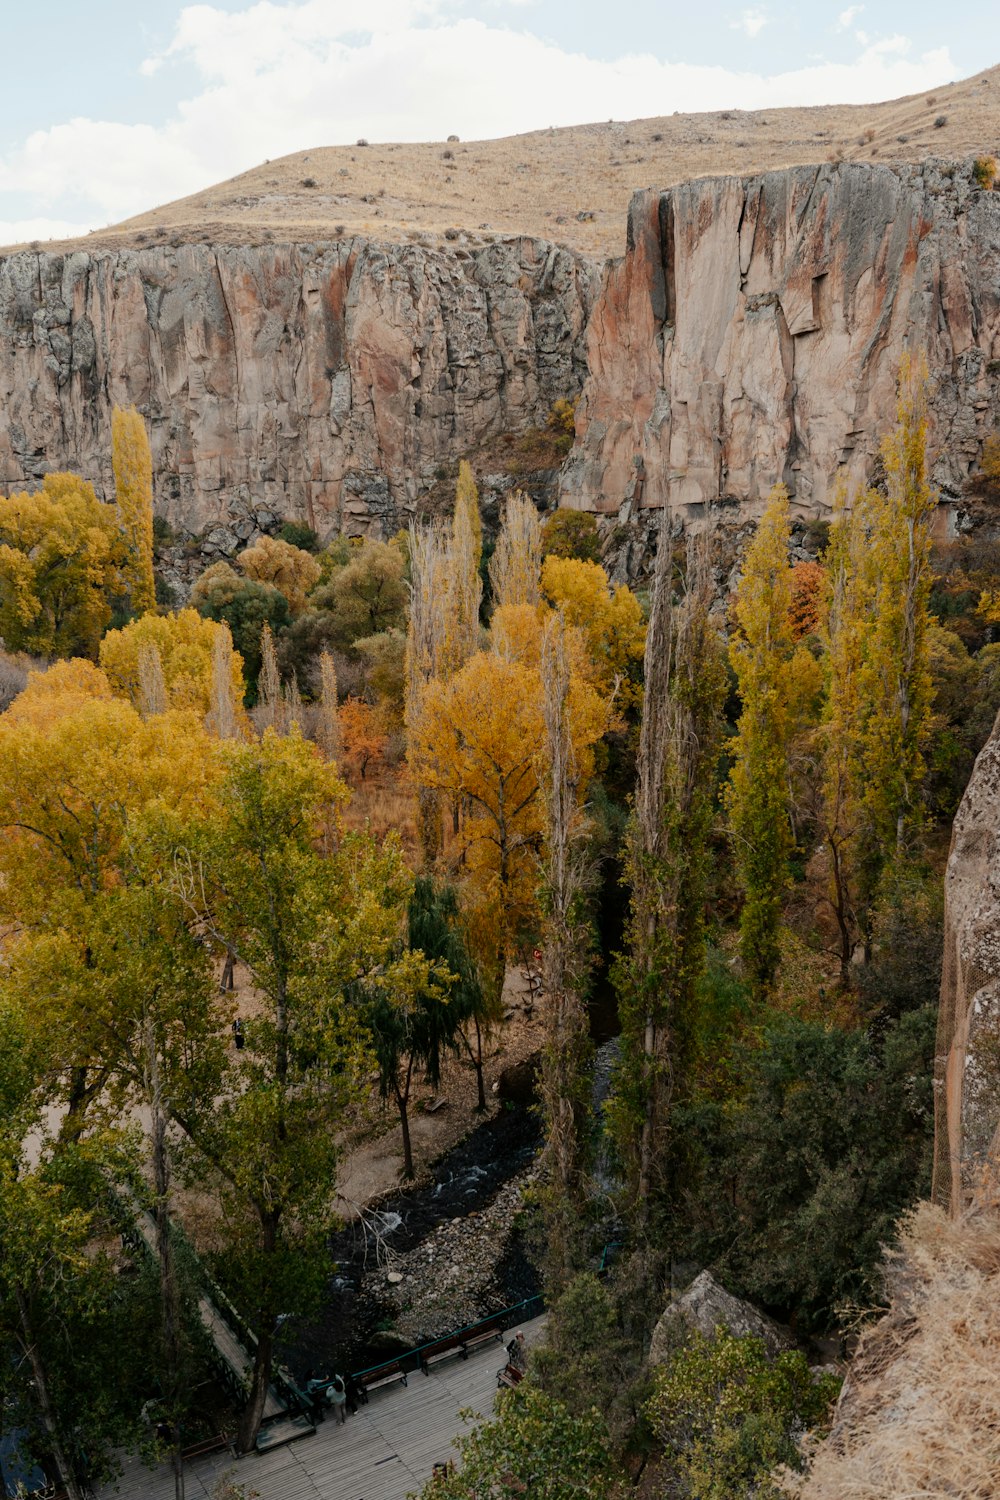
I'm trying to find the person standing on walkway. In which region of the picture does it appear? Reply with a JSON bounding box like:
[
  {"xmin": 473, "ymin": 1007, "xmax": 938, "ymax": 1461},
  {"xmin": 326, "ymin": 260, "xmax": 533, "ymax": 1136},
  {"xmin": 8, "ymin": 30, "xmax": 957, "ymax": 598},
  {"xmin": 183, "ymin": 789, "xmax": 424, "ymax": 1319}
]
[{"xmin": 329, "ymin": 1374, "xmax": 348, "ymax": 1424}]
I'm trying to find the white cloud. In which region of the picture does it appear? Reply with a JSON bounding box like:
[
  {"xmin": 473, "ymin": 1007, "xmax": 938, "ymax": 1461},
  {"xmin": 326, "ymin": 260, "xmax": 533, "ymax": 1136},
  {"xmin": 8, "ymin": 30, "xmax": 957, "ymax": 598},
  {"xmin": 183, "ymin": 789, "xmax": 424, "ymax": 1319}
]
[
  {"xmin": 837, "ymin": 5, "xmax": 864, "ymax": 28},
  {"xmin": 0, "ymin": 2, "xmax": 960, "ymax": 236},
  {"xmin": 733, "ymin": 9, "xmax": 768, "ymax": 39},
  {"xmin": 0, "ymin": 216, "xmax": 93, "ymax": 246}
]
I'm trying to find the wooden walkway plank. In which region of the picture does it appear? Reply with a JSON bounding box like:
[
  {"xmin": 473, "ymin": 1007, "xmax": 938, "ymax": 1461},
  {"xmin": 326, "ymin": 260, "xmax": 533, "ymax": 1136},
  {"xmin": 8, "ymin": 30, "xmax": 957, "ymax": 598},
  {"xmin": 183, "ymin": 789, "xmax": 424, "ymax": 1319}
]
[{"xmin": 97, "ymin": 1317, "xmax": 546, "ymax": 1500}]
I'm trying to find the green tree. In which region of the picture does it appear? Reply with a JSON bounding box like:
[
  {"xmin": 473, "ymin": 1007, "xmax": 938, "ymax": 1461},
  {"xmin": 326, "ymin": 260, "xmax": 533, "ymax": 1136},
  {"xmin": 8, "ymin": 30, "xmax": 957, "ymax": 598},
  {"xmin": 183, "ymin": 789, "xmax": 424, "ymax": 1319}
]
[
  {"xmin": 321, "ymin": 537, "xmax": 408, "ymax": 650},
  {"xmin": 169, "ymin": 732, "xmax": 420, "ymax": 1452},
  {"xmin": 418, "ymin": 1385, "xmax": 620, "ymax": 1500},
  {"xmin": 646, "ymin": 1329, "xmax": 839, "ymax": 1500},
  {"xmin": 676, "ymin": 1008, "xmax": 936, "ymax": 1329},
  {"xmin": 727, "ymin": 484, "xmax": 814, "ymax": 996},
  {"xmin": 112, "ymin": 405, "xmax": 156, "ymax": 617},
  {"xmin": 855, "ymin": 355, "xmax": 935, "ymax": 886},
  {"xmin": 611, "ymin": 534, "xmax": 726, "ymax": 1224},
  {"xmin": 191, "ymin": 562, "xmax": 291, "ymax": 697},
  {"xmin": 362, "ymin": 877, "xmax": 471, "ymax": 1178}
]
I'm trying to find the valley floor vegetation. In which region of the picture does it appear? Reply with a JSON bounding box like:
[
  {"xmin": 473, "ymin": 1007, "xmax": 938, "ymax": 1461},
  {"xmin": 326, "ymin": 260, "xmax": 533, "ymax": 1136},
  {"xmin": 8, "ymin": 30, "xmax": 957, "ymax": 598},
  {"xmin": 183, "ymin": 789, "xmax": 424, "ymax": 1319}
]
[{"xmin": 1, "ymin": 362, "xmax": 999, "ymax": 1497}]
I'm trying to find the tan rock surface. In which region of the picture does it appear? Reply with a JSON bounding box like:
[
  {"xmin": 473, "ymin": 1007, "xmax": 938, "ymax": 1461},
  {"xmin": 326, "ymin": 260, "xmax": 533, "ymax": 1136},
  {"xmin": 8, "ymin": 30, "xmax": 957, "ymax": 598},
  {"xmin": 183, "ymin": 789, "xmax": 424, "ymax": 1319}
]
[
  {"xmin": 0, "ymin": 237, "xmax": 598, "ymax": 540},
  {"xmin": 934, "ymin": 705, "xmax": 1000, "ymax": 1216},
  {"xmin": 561, "ymin": 160, "xmax": 1000, "ymax": 523}
]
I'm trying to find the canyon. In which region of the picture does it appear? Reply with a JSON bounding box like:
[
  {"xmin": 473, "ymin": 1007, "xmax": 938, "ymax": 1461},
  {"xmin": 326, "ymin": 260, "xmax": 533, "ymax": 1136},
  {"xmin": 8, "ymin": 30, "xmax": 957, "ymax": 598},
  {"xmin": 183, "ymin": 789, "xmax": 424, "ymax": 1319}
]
[{"xmin": 1, "ymin": 158, "xmax": 998, "ymax": 559}]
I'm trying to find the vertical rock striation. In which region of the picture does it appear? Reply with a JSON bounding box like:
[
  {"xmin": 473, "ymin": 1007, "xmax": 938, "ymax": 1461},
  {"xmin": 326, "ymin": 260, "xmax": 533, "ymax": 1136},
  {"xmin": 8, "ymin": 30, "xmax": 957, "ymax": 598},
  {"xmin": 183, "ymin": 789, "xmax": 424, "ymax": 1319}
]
[
  {"xmin": 934, "ymin": 707, "xmax": 1000, "ymax": 1216},
  {"xmin": 561, "ymin": 161, "xmax": 1000, "ymax": 524},
  {"xmin": 0, "ymin": 237, "xmax": 598, "ymax": 545}
]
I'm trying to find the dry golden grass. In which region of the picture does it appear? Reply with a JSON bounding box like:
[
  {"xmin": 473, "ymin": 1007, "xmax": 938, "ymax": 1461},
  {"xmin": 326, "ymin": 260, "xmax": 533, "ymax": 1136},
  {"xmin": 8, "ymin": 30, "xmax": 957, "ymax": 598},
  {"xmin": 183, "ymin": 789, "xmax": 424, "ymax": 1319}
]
[
  {"xmin": 340, "ymin": 762, "xmax": 418, "ymax": 854},
  {"xmin": 10, "ymin": 64, "xmax": 1000, "ymax": 261},
  {"xmin": 784, "ymin": 1202, "xmax": 1000, "ymax": 1499}
]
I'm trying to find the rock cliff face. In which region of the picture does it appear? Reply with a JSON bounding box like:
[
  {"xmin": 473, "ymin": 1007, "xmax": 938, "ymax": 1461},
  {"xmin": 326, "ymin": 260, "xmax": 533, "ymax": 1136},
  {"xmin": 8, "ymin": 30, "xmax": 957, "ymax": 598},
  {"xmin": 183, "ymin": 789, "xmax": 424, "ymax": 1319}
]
[
  {"xmin": 934, "ymin": 705, "xmax": 1000, "ymax": 1216},
  {"xmin": 0, "ymin": 238, "xmax": 598, "ymax": 546},
  {"xmin": 561, "ymin": 161, "xmax": 1000, "ymax": 524}
]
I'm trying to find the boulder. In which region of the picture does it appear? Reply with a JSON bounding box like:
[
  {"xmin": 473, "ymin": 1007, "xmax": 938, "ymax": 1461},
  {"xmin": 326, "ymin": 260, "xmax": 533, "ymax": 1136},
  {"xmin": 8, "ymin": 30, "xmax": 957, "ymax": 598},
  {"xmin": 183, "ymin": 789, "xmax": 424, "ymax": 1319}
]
[{"xmin": 648, "ymin": 1270, "xmax": 794, "ymax": 1365}]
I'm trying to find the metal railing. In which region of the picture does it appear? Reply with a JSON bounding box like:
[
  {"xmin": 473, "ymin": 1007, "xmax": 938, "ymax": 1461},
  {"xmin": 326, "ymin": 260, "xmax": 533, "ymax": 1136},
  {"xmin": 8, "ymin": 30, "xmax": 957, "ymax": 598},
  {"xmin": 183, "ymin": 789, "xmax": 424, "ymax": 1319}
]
[{"xmin": 350, "ymin": 1294, "xmax": 546, "ymax": 1382}]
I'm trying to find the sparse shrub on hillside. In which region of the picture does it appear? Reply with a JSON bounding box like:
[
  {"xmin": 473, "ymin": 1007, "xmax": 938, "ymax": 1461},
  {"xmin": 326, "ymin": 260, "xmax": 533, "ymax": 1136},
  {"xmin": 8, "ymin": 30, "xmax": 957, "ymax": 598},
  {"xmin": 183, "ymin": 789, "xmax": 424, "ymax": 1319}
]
[
  {"xmin": 301, "ymin": 176, "xmax": 317, "ymax": 188},
  {"xmin": 934, "ymin": 114, "xmax": 948, "ymax": 128},
  {"xmin": 982, "ymin": 432, "xmax": 1000, "ymax": 480},
  {"xmin": 972, "ymin": 154, "xmax": 998, "ymax": 189}
]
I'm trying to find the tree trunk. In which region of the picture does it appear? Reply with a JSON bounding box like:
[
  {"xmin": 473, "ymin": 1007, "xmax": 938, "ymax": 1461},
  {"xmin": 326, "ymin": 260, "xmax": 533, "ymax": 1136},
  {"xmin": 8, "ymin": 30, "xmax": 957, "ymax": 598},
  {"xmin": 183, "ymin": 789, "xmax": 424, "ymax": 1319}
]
[
  {"xmin": 147, "ymin": 1020, "xmax": 185, "ymax": 1500},
  {"xmin": 236, "ymin": 1213, "xmax": 278, "ymax": 1455},
  {"xmin": 237, "ymin": 1325, "xmax": 273, "ymax": 1455},
  {"xmin": 15, "ymin": 1287, "xmax": 84, "ymax": 1500},
  {"xmin": 471, "ymin": 1015, "xmax": 486, "ymax": 1111},
  {"xmin": 396, "ymin": 1089, "xmax": 414, "ymax": 1180}
]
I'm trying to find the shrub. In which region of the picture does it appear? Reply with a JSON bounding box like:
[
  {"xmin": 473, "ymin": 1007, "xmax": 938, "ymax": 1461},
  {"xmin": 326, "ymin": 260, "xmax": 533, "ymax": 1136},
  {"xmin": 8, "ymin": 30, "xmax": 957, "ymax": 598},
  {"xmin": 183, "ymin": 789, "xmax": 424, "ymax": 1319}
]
[
  {"xmin": 982, "ymin": 433, "xmax": 1000, "ymax": 481},
  {"xmin": 541, "ymin": 509, "xmax": 602, "ymax": 564},
  {"xmin": 972, "ymin": 155, "xmax": 998, "ymax": 189},
  {"xmin": 646, "ymin": 1329, "xmax": 840, "ymax": 1500},
  {"xmin": 418, "ymin": 1385, "xmax": 619, "ymax": 1499},
  {"xmin": 675, "ymin": 1010, "xmax": 937, "ymax": 1330},
  {"xmin": 934, "ymin": 114, "xmax": 947, "ymax": 128},
  {"xmin": 277, "ymin": 521, "xmax": 320, "ymax": 553},
  {"xmin": 301, "ymin": 177, "xmax": 317, "ymax": 188}
]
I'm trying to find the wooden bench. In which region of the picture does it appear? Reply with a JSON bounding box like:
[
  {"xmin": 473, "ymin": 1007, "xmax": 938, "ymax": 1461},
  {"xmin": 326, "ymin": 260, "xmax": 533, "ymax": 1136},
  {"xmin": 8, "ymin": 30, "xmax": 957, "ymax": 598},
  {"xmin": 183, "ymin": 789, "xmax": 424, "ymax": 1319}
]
[
  {"xmin": 424, "ymin": 1097, "xmax": 449, "ymax": 1115},
  {"xmin": 497, "ymin": 1362, "xmax": 524, "ymax": 1390},
  {"xmin": 419, "ymin": 1337, "xmax": 465, "ymax": 1374},
  {"xmin": 181, "ymin": 1434, "xmax": 232, "ymax": 1461},
  {"xmin": 460, "ymin": 1324, "xmax": 503, "ymax": 1357},
  {"xmin": 357, "ymin": 1360, "xmax": 408, "ymax": 1400}
]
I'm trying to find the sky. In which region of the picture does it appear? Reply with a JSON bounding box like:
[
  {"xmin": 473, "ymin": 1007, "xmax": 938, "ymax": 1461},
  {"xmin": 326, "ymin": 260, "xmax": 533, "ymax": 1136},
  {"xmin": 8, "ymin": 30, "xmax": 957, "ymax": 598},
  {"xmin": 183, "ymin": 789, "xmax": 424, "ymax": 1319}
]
[{"xmin": 0, "ymin": 0, "xmax": 990, "ymax": 244}]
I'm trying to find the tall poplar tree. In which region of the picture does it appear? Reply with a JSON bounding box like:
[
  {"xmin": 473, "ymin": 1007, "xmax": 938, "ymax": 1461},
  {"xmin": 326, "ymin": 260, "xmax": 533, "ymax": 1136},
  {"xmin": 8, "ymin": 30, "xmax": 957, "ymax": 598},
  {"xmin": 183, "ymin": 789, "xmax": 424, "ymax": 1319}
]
[
  {"xmin": 726, "ymin": 484, "xmax": 799, "ymax": 997},
  {"xmin": 538, "ymin": 612, "xmax": 594, "ymax": 1286},
  {"xmin": 856, "ymin": 354, "xmax": 935, "ymax": 875},
  {"xmin": 820, "ymin": 355, "xmax": 936, "ymax": 958},
  {"xmin": 112, "ymin": 405, "xmax": 156, "ymax": 617},
  {"xmin": 489, "ymin": 491, "xmax": 542, "ymax": 610},
  {"xmin": 611, "ymin": 524, "xmax": 726, "ymax": 1224}
]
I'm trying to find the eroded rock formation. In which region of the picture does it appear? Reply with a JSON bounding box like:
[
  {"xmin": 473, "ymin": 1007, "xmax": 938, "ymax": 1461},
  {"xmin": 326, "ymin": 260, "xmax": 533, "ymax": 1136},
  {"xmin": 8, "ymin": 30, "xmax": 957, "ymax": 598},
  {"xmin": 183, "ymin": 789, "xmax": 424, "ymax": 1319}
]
[
  {"xmin": 0, "ymin": 237, "xmax": 598, "ymax": 546},
  {"xmin": 561, "ymin": 161, "xmax": 1000, "ymax": 524},
  {"xmin": 934, "ymin": 705, "xmax": 1000, "ymax": 1216}
]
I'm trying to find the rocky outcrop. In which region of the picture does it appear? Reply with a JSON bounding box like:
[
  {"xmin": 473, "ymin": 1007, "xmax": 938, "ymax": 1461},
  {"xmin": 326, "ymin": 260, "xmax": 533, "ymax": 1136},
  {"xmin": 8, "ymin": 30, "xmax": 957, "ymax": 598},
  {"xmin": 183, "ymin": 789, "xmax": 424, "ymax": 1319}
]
[
  {"xmin": 934, "ymin": 704, "xmax": 1000, "ymax": 1216},
  {"xmin": 561, "ymin": 161, "xmax": 1000, "ymax": 525},
  {"xmin": 0, "ymin": 237, "xmax": 598, "ymax": 544},
  {"xmin": 648, "ymin": 1270, "xmax": 794, "ymax": 1365}
]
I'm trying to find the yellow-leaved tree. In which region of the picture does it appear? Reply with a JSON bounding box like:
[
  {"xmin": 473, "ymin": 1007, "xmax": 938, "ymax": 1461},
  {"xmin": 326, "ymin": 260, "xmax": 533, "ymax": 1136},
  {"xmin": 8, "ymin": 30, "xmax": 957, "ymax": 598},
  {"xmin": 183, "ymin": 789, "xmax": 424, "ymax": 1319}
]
[
  {"xmin": 411, "ymin": 648, "xmax": 605, "ymax": 985},
  {"xmin": 237, "ymin": 534, "xmax": 321, "ymax": 614},
  {"xmin": 820, "ymin": 355, "xmax": 936, "ymax": 964},
  {"xmin": 111, "ymin": 406, "xmax": 156, "ymax": 617},
  {"xmin": 0, "ymin": 474, "xmax": 125, "ymax": 657},
  {"xmin": 99, "ymin": 608, "xmax": 246, "ymax": 718},
  {"xmin": 541, "ymin": 553, "xmax": 646, "ymax": 706},
  {"xmin": 727, "ymin": 484, "xmax": 821, "ymax": 996}
]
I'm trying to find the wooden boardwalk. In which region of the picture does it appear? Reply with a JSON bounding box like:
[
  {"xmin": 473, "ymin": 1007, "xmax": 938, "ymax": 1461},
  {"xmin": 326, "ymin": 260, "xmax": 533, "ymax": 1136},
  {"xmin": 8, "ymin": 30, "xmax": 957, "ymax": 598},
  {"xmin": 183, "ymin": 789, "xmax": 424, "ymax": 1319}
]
[{"xmin": 98, "ymin": 1318, "xmax": 545, "ymax": 1500}]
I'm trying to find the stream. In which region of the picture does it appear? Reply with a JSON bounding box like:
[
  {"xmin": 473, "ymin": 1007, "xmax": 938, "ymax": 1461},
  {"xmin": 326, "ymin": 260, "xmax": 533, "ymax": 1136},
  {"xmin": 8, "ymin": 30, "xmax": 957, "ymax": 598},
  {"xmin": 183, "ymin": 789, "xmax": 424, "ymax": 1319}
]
[{"xmin": 280, "ymin": 988, "xmax": 621, "ymax": 1381}]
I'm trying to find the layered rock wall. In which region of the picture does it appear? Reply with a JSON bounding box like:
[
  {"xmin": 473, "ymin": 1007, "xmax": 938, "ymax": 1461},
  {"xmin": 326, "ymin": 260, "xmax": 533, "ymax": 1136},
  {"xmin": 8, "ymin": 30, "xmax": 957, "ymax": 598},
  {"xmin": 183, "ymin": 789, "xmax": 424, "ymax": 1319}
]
[
  {"xmin": 934, "ymin": 706, "xmax": 1000, "ymax": 1216},
  {"xmin": 561, "ymin": 161, "xmax": 1000, "ymax": 523},
  {"xmin": 0, "ymin": 237, "xmax": 598, "ymax": 546}
]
